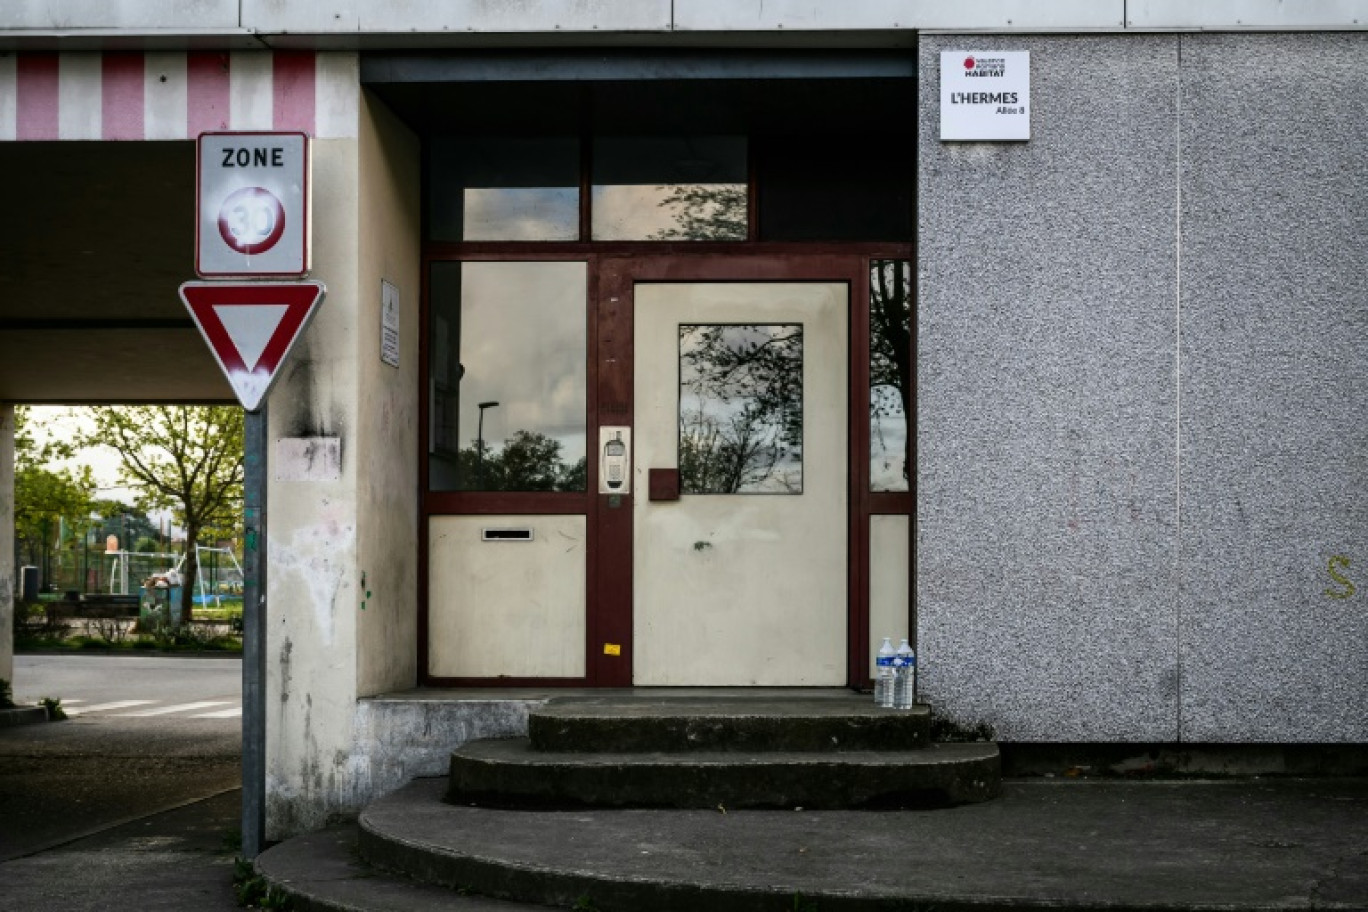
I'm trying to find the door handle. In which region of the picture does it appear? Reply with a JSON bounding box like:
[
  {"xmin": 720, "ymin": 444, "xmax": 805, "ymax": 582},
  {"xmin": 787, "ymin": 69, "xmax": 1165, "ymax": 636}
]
[{"xmin": 648, "ymin": 468, "xmax": 680, "ymax": 502}]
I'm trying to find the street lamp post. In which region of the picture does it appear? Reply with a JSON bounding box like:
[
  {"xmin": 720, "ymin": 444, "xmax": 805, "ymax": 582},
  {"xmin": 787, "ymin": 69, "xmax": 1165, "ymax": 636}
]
[{"xmin": 476, "ymin": 400, "xmax": 500, "ymax": 486}]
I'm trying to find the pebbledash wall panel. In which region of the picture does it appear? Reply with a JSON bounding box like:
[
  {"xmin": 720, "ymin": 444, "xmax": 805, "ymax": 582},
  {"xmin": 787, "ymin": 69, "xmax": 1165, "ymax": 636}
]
[
  {"xmin": 917, "ymin": 34, "xmax": 1181, "ymax": 742},
  {"xmin": 917, "ymin": 32, "xmax": 1368, "ymax": 743},
  {"xmin": 1177, "ymin": 33, "xmax": 1368, "ymax": 742}
]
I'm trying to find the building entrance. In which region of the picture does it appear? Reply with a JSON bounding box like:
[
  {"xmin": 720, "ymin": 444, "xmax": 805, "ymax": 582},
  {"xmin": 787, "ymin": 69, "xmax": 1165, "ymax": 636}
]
[{"xmin": 403, "ymin": 59, "xmax": 918, "ymax": 689}]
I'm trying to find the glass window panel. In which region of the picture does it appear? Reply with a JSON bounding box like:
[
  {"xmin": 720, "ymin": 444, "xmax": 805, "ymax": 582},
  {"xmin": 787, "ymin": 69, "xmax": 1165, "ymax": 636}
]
[
  {"xmin": 679, "ymin": 323, "xmax": 803, "ymax": 494},
  {"xmin": 592, "ymin": 136, "xmax": 747, "ymax": 241},
  {"xmin": 428, "ymin": 137, "xmax": 580, "ymax": 242},
  {"xmin": 429, "ymin": 261, "xmax": 587, "ymax": 492},
  {"xmin": 870, "ymin": 260, "xmax": 911, "ymax": 492}
]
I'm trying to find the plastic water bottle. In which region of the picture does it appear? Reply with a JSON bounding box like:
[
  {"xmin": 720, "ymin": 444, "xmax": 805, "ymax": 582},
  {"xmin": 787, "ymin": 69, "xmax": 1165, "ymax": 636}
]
[
  {"xmin": 893, "ymin": 638, "xmax": 916, "ymax": 710},
  {"xmin": 875, "ymin": 637, "xmax": 896, "ymax": 708}
]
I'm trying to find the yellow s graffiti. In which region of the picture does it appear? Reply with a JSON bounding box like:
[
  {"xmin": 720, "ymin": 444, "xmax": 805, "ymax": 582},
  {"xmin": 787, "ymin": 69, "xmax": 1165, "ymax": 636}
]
[{"xmin": 1326, "ymin": 554, "xmax": 1355, "ymax": 600}]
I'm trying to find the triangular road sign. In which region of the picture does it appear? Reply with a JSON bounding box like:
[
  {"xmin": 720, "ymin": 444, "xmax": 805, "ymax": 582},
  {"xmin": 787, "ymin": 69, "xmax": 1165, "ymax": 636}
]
[{"xmin": 179, "ymin": 281, "xmax": 326, "ymax": 412}]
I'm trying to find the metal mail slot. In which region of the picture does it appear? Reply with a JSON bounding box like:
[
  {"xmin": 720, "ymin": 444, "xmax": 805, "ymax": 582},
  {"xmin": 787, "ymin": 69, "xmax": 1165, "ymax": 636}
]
[{"xmin": 481, "ymin": 528, "xmax": 534, "ymax": 542}]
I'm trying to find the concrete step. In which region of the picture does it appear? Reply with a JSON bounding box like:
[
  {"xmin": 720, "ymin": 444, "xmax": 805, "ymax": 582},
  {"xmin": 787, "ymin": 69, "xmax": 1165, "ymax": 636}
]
[
  {"xmin": 255, "ymin": 825, "xmax": 560, "ymax": 911},
  {"xmin": 528, "ymin": 695, "xmax": 929, "ymax": 752},
  {"xmin": 449, "ymin": 738, "xmax": 1000, "ymax": 809},
  {"xmin": 312, "ymin": 777, "xmax": 1368, "ymax": 912}
]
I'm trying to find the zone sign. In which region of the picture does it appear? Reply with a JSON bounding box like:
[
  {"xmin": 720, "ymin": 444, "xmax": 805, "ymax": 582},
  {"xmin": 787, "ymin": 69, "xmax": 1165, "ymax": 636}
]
[{"xmin": 197, "ymin": 132, "xmax": 310, "ymax": 278}]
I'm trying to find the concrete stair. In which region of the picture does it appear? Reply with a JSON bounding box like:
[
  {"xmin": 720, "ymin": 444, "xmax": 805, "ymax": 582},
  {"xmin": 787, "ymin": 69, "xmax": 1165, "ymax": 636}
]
[
  {"xmin": 448, "ymin": 696, "xmax": 998, "ymax": 809},
  {"xmin": 257, "ymin": 693, "xmax": 1003, "ymax": 911}
]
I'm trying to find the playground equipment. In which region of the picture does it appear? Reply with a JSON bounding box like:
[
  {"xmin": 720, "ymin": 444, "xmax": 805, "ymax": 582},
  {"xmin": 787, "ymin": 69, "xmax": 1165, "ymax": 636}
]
[{"xmin": 109, "ymin": 545, "xmax": 244, "ymax": 607}]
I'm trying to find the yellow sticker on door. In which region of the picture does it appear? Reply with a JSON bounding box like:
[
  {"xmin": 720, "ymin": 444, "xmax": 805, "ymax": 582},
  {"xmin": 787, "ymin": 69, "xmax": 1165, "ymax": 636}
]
[{"xmin": 603, "ymin": 643, "xmax": 622, "ymax": 656}]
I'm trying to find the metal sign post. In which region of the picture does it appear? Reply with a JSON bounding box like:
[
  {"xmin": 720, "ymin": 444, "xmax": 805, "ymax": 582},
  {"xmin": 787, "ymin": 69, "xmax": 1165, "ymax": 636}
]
[
  {"xmin": 241, "ymin": 407, "xmax": 267, "ymax": 858},
  {"xmin": 186, "ymin": 131, "xmax": 318, "ymax": 858}
]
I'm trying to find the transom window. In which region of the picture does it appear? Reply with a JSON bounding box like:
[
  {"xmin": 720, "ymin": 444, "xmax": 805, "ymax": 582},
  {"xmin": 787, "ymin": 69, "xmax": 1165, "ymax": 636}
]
[{"xmin": 426, "ymin": 132, "xmax": 912, "ymax": 243}]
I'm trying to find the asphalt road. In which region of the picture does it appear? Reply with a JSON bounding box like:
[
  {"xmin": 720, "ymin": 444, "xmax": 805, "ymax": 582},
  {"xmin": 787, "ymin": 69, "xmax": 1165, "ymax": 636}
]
[
  {"xmin": 0, "ymin": 653, "xmax": 244, "ymax": 910},
  {"xmin": 11, "ymin": 653, "xmax": 242, "ymax": 721}
]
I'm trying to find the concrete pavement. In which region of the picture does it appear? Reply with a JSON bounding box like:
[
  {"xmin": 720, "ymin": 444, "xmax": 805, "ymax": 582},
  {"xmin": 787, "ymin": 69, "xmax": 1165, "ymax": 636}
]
[
  {"xmin": 0, "ymin": 788, "xmax": 242, "ymax": 912},
  {"xmin": 259, "ymin": 775, "xmax": 1368, "ymax": 911}
]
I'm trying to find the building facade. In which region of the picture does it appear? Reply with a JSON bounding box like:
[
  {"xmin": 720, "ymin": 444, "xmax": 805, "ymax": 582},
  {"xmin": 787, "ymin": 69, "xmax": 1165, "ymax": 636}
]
[{"xmin": 2, "ymin": 2, "xmax": 1366, "ymax": 836}]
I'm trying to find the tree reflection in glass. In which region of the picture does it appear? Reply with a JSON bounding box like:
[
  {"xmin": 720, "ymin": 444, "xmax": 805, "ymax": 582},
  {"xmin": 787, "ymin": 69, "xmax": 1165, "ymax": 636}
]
[
  {"xmin": 678, "ymin": 324, "xmax": 803, "ymax": 494},
  {"xmin": 428, "ymin": 261, "xmax": 587, "ymax": 493},
  {"xmin": 870, "ymin": 260, "xmax": 911, "ymax": 492},
  {"xmin": 451, "ymin": 430, "xmax": 586, "ymax": 492}
]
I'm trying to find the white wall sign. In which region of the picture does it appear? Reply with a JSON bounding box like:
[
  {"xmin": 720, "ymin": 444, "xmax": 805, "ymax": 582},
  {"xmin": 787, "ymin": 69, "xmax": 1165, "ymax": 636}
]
[
  {"xmin": 940, "ymin": 51, "xmax": 1030, "ymax": 142},
  {"xmin": 381, "ymin": 280, "xmax": 400, "ymax": 368},
  {"xmin": 197, "ymin": 131, "xmax": 311, "ymax": 277}
]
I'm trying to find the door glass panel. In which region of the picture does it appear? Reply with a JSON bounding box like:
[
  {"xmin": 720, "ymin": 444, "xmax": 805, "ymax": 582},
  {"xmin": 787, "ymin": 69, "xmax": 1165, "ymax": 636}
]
[
  {"xmin": 678, "ymin": 323, "xmax": 803, "ymax": 494},
  {"xmin": 592, "ymin": 136, "xmax": 747, "ymax": 241},
  {"xmin": 870, "ymin": 260, "xmax": 911, "ymax": 492},
  {"xmin": 428, "ymin": 261, "xmax": 587, "ymax": 491},
  {"xmin": 428, "ymin": 137, "xmax": 580, "ymax": 242}
]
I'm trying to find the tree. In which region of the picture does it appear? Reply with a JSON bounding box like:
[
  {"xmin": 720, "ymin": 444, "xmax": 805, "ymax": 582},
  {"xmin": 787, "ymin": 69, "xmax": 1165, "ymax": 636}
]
[
  {"xmin": 88, "ymin": 498, "xmax": 160, "ymax": 553},
  {"xmin": 12, "ymin": 407, "xmax": 94, "ymax": 592},
  {"xmin": 78, "ymin": 406, "xmax": 244, "ymax": 623},
  {"xmin": 452, "ymin": 429, "xmax": 584, "ymax": 493}
]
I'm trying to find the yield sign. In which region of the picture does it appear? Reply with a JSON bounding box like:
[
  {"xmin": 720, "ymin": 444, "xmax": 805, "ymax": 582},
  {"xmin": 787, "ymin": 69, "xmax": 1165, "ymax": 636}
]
[{"xmin": 179, "ymin": 281, "xmax": 326, "ymax": 412}]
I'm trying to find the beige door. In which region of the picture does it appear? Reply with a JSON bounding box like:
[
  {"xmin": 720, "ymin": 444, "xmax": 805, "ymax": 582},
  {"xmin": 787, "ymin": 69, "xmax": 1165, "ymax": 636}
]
[{"xmin": 633, "ymin": 282, "xmax": 848, "ymax": 685}]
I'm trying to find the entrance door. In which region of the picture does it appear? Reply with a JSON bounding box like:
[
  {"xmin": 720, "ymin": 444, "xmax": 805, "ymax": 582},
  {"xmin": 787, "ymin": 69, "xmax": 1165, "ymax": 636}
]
[{"xmin": 631, "ymin": 282, "xmax": 848, "ymax": 685}]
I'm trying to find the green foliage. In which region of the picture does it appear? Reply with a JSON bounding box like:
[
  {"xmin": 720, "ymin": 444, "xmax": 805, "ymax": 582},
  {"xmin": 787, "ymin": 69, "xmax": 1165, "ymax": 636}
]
[
  {"xmin": 12, "ymin": 601, "xmax": 65, "ymax": 647},
  {"xmin": 77, "ymin": 405, "xmax": 245, "ymax": 622},
  {"xmin": 0, "ymin": 678, "xmax": 13, "ymax": 709},
  {"xmin": 233, "ymin": 857, "xmax": 294, "ymax": 909},
  {"xmin": 12, "ymin": 406, "xmax": 96, "ymax": 577},
  {"xmin": 570, "ymin": 896, "xmax": 601, "ymax": 912},
  {"xmin": 40, "ymin": 696, "xmax": 67, "ymax": 721},
  {"xmin": 88, "ymin": 497, "xmax": 162, "ymax": 552}
]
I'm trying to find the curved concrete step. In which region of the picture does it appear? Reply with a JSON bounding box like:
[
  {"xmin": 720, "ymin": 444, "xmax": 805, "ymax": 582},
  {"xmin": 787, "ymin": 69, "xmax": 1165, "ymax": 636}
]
[
  {"xmin": 529, "ymin": 696, "xmax": 929, "ymax": 752},
  {"xmin": 256, "ymin": 825, "xmax": 560, "ymax": 911},
  {"xmin": 449, "ymin": 738, "xmax": 1000, "ymax": 809},
  {"xmin": 347, "ymin": 777, "xmax": 1368, "ymax": 912}
]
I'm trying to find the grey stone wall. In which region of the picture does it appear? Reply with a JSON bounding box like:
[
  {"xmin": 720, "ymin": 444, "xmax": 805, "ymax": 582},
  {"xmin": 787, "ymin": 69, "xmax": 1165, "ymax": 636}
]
[{"xmin": 917, "ymin": 33, "xmax": 1368, "ymax": 743}]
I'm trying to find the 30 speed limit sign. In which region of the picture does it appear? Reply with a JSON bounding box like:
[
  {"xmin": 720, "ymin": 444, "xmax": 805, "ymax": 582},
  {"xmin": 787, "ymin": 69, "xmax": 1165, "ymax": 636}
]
[{"xmin": 197, "ymin": 132, "xmax": 310, "ymax": 277}]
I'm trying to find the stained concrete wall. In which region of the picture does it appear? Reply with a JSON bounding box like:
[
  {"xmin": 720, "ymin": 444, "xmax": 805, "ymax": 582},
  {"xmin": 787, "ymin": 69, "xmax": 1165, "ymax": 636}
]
[
  {"xmin": 265, "ymin": 53, "xmax": 368, "ymax": 838},
  {"xmin": 354, "ymin": 87, "xmax": 420, "ymax": 699},
  {"xmin": 917, "ymin": 33, "xmax": 1368, "ymax": 743},
  {"xmin": 264, "ymin": 55, "xmax": 427, "ymax": 837}
]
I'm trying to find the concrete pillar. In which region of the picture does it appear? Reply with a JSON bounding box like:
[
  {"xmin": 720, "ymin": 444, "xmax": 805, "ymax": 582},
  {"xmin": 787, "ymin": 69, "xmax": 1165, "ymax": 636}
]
[
  {"xmin": 0, "ymin": 404, "xmax": 15, "ymax": 686},
  {"xmin": 263, "ymin": 55, "xmax": 421, "ymax": 838}
]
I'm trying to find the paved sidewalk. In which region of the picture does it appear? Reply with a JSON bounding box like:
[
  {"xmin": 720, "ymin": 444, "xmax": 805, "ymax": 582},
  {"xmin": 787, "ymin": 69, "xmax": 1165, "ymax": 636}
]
[{"xmin": 0, "ymin": 789, "xmax": 242, "ymax": 912}]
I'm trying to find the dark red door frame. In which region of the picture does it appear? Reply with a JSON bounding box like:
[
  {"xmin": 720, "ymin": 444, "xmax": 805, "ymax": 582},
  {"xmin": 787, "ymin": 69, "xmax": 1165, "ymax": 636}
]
[{"xmin": 419, "ymin": 246, "xmax": 912, "ymax": 688}]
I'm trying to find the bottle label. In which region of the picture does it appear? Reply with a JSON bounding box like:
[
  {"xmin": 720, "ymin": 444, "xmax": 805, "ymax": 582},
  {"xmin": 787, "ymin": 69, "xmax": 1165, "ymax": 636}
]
[{"xmin": 876, "ymin": 655, "xmax": 895, "ymax": 668}]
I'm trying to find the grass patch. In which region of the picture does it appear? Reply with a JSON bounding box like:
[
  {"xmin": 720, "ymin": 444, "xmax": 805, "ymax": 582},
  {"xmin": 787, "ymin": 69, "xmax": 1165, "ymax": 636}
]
[{"xmin": 233, "ymin": 858, "xmax": 294, "ymax": 909}]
